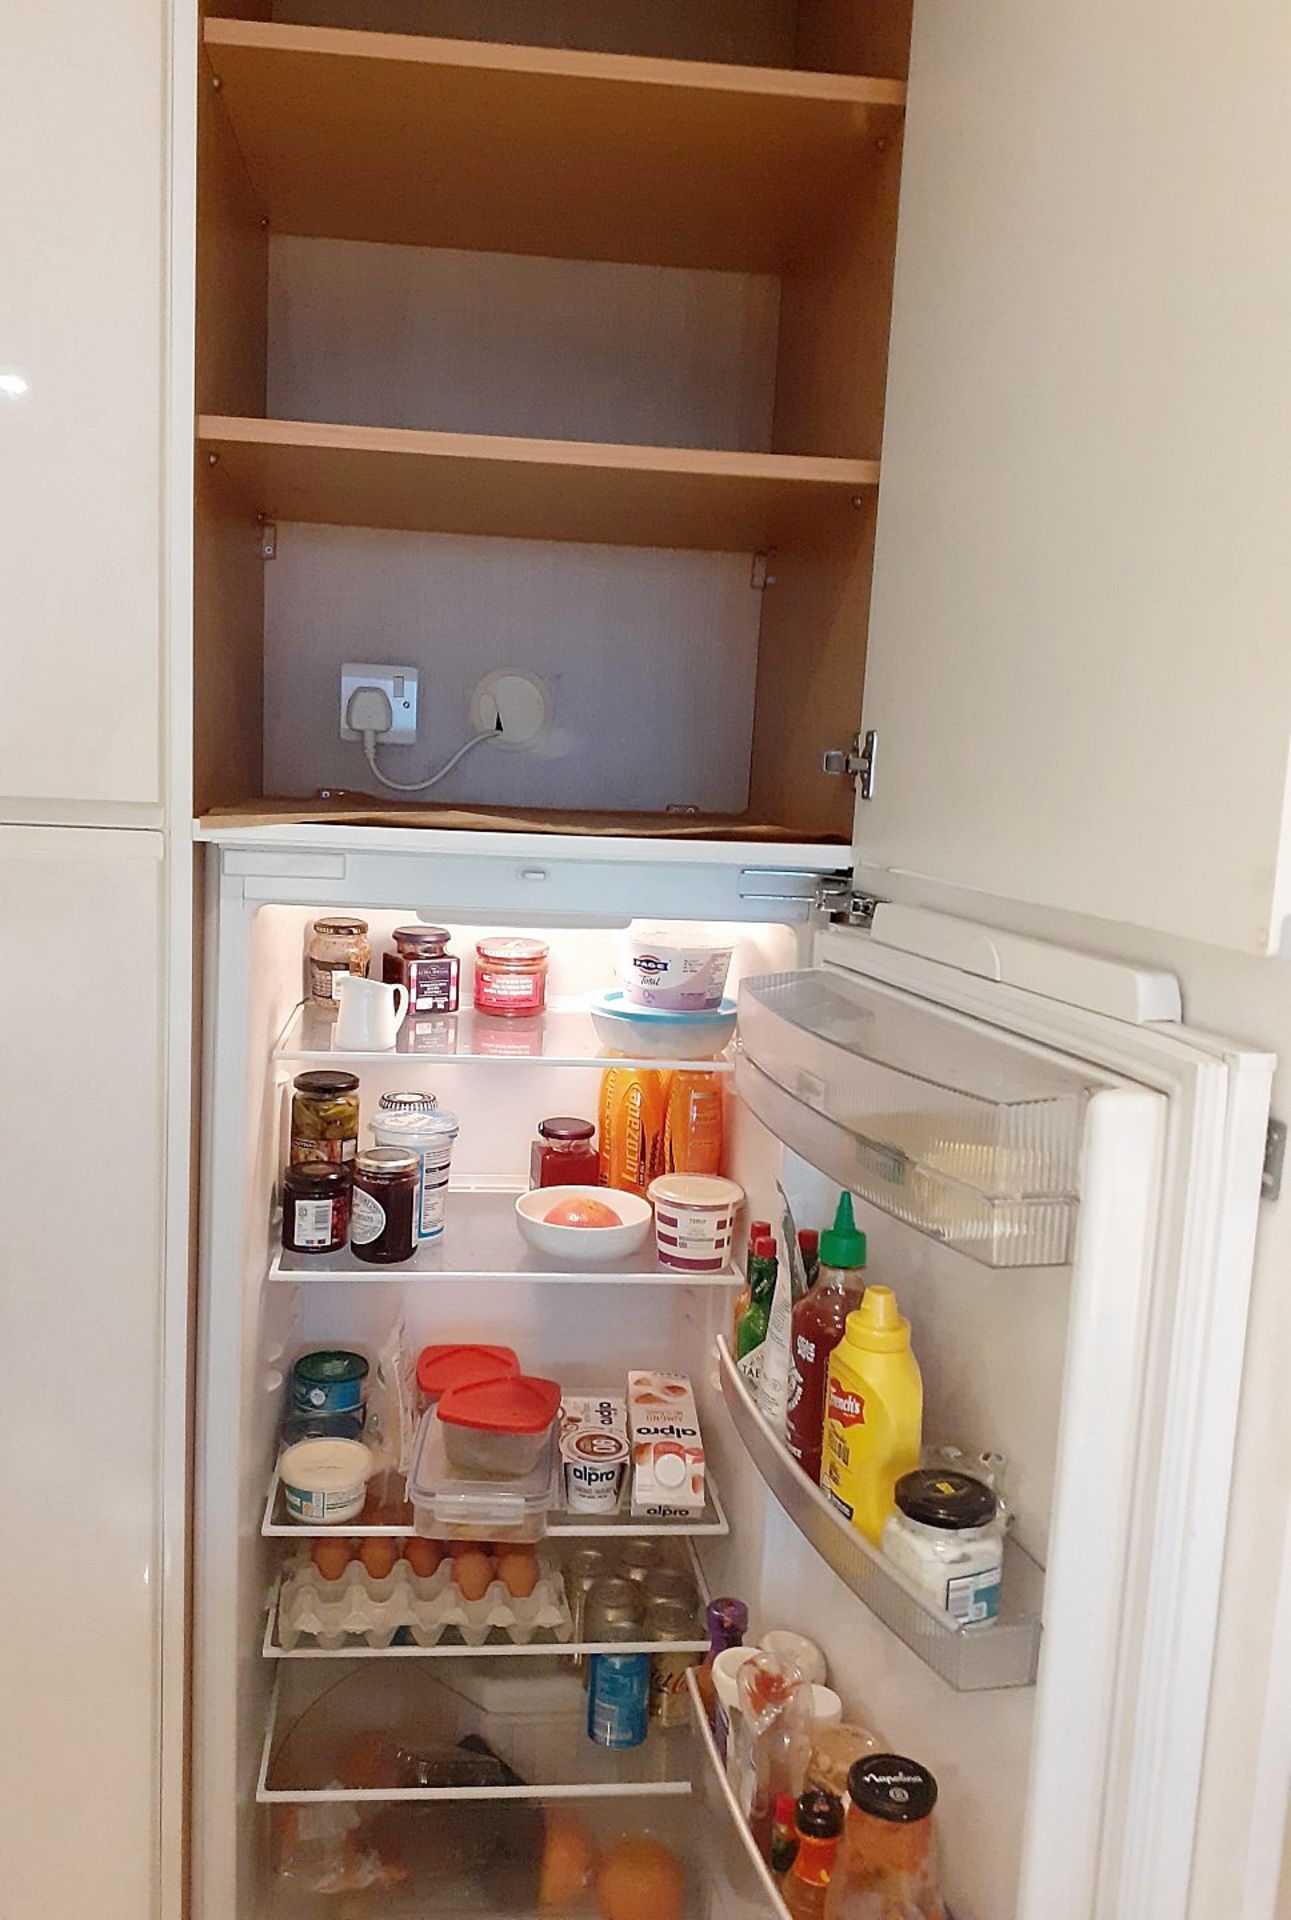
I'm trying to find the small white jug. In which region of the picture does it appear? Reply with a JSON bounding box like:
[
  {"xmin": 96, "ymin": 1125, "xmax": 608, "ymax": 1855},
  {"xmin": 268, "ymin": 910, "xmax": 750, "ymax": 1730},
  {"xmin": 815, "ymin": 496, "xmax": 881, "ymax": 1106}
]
[{"xmin": 333, "ymin": 974, "xmax": 409, "ymax": 1051}]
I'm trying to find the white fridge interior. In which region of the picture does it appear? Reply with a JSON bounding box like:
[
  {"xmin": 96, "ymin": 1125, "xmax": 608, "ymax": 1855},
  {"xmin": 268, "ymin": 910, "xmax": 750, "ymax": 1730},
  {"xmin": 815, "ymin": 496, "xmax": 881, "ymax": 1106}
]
[{"xmin": 194, "ymin": 855, "xmax": 1269, "ymax": 1920}]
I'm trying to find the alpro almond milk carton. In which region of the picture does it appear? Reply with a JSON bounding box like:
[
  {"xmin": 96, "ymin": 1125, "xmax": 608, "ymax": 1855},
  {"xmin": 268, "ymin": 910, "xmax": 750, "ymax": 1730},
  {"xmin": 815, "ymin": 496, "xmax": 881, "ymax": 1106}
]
[{"xmin": 628, "ymin": 1370, "xmax": 705, "ymax": 1518}]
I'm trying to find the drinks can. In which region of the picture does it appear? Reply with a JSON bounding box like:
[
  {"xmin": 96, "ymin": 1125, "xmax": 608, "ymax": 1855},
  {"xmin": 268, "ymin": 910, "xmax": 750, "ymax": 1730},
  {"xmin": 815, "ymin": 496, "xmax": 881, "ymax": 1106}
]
[
  {"xmin": 617, "ymin": 1539, "xmax": 665, "ymax": 1584},
  {"xmin": 588, "ymin": 1622, "xmax": 650, "ymax": 1750},
  {"xmin": 642, "ymin": 1567, "xmax": 698, "ymax": 1613},
  {"xmin": 584, "ymin": 1576, "xmax": 644, "ymax": 1641},
  {"xmin": 648, "ymin": 1600, "xmax": 702, "ymax": 1727}
]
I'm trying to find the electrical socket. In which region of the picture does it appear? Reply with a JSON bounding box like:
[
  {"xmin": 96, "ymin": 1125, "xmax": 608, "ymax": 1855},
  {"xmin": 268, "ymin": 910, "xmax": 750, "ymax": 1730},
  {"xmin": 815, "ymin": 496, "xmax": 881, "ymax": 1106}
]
[{"xmin": 340, "ymin": 663, "xmax": 419, "ymax": 745}]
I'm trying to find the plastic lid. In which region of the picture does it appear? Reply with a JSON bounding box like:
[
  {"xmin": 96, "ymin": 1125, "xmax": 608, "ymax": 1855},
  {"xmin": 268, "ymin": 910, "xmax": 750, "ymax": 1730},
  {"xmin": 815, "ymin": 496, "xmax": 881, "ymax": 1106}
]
[
  {"xmin": 774, "ymin": 1793, "xmax": 797, "ymax": 1827},
  {"xmin": 355, "ymin": 1146, "xmax": 419, "ymax": 1176},
  {"xmin": 895, "ymin": 1469, "xmax": 998, "ymax": 1531},
  {"xmin": 417, "ymin": 1344, "xmax": 519, "ymax": 1401},
  {"xmin": 798, "ymin": 1228, "xmax": 820, "ymax": 1255},
  {"xmin": 648, "ymin": 1174, "xmax": 745, "ymax": 1208},
  {"xmin": 706, "ymin": 1596, "xmax": 749, "ymax": 1641},
  {"xmin": 313, "ymin": 918, "xmax": 368, "ymax": 934},
  {"xmin": 378, "ymin": 1090, "xmax": 439, "ymax": 1114},
  {"xmin": 293, "ymin": 1070, "xmax": 360, "ymax": 1095},
  {"xmin": 844, "ymin": 1285, "xmax": 910, "ymax": 1353},
  {"xmin": 393, "ymin": 925, "xmax": 450, "ymax": 945},
  {"xmin": 847, "ymin": 1754, "xmax": 938, "ymax": 1824},
  {"xmin": 796, "ymin": 1788, "xmax": 845, "ymax": 1840},
  {"xmin": 438, "ymin": 1373, "xmax": 562, "ymax": 1435},
  {"xmin": 476, "ymin": 937, "xmax": 549, "ymax": 962},
  {"xmin": 750, "ymin": 1220, "xmax": 772, "ymax": 1240},
  {"xmin": 820, "ymin": 1192, "xmax": 867, "ymax": 1270},
  {"xmin": 538, "ymin": 1116, "xmax": 596, "ymax": 1141},
  {"xmin": 294, "ymin": 1350, "xmax": 369, "ymax": 1386}
]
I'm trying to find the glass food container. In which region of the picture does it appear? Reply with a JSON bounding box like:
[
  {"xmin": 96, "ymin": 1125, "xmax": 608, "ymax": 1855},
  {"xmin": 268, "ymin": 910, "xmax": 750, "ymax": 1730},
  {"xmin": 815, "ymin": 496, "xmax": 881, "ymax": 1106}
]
[
  {"xmin": 881, "ymin": 1469, "xmax": 1004, "ymax": 1624},
  {"xmin": 350, "ymin": 1147, "xmax": 419, "ymax": 1264},
  {"xmin": 529, "ymin": 1116, "xmax": 599, "ymax": 1188},
  {"xmin": 306, "ymin": 917, "xmax": 371, "ymax": 1014},
  {"xmin": 281, "ymin": 1161, "xmax": 351, "ymax": 1254},
  {"xmin": 290, "ymin": 1071, "xmax": 360, "ymax": 1166},
  {"xmin": 383, "ymin": 925, "xmax": 460, "ymax": 1013},
  {"xmin": 473, "ymin": 937, "xmax": 550, "ymax": 1017}
]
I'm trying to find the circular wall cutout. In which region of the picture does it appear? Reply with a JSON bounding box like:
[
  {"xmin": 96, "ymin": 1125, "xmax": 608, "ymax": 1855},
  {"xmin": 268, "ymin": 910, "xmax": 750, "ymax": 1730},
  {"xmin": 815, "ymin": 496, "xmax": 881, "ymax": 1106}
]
[{"xmin": 469, "ymin": 670, "xmax": 552, "ymax": 750}]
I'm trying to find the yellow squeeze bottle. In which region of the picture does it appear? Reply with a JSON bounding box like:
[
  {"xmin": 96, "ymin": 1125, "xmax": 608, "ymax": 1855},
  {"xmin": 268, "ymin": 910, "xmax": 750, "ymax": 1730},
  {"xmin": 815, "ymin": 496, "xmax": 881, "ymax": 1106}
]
[{"xmin": 821, "ymin": 1285, "xmax": 922, "ymax": 1544}]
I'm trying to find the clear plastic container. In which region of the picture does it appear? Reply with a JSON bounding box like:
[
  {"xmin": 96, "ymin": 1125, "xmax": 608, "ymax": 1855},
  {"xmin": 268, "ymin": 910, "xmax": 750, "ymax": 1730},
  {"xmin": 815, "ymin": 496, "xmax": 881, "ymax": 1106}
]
[{"xmin": 407, "ymin": 1405, "xmax": 557, "ymax": 1543}]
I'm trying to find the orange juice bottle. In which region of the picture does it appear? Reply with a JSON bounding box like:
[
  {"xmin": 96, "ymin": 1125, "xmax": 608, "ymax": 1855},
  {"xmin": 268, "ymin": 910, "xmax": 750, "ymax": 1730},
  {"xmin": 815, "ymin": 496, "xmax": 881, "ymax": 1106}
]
[
  {"xmin": 664, "ymin": 1069, "xmax": 725, "ymax": 1175},
  {"xmin": 598, "ymin": 1067, "xmax": 668, "ymax": 1196}
]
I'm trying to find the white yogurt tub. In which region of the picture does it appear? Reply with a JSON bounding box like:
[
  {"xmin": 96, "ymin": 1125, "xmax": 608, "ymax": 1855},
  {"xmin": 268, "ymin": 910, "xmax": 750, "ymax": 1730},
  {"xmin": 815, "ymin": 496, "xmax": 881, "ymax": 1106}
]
[
  {"xmin": 280, "ymin": 1437, "xmax": 373, "ymax": 1524},
  {"xmin": 648, "ymin": 1173, "xmax": 744, "ymax": 1273},
  {"xmin": 561, "ymin": 1425, "xmax": 630, "ymax": 1513},
  {"xmin": 621, "ymin": 925, "xmax": 734, "ymax": 1011}
]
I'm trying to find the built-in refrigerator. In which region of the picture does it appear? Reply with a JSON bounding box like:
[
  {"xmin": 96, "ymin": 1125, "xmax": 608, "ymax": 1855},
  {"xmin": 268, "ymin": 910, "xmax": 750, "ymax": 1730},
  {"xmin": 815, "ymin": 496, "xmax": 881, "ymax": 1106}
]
[{"xmin": 194, "ymin": 825, "xmax": 1270, "ymax": 1920}]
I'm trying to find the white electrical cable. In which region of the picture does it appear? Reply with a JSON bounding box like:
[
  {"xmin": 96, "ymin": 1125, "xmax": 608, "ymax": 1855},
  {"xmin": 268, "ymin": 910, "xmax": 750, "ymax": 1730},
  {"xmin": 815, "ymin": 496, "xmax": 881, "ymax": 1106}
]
[
  {"xmin": 346, "ymin": 682, "xmax": 503, "ymax": 794},
  {"xmin": 362, "ymin": 727, "xmax": 498, "ymax": 794}
]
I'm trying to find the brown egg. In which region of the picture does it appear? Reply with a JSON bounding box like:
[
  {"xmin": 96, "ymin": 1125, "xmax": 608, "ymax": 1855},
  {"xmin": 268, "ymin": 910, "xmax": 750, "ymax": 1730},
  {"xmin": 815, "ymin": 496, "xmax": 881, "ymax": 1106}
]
[
  {"xmin": 311, "ymin": 1538, "xmax": 354, "ymax": 1582},
  {"xmin": 358, "ymin": 1537, "xmax": 400, "ymax": 1581},
  {"xmin": 496, "ymin": 1547, "xmax": 539, "ymax": 1598},
  {"xmin": 539, "ymin": 1809, "xmax": 597, "ymax": 1911},
  {"xmin": 449, "ymin": 1538, "xmax": 490, "ymax": 1559},
  {"xmin": 403, "ymin": 1537, "xmax": 441, "ymax": 1579},
  {"xmin": 453, "ymin": 1550, "xmax": 494, "ymax": 1601},
  {"xmin": 596, "ymin": 1837, "xmax": 686, "ymax": 1920}
]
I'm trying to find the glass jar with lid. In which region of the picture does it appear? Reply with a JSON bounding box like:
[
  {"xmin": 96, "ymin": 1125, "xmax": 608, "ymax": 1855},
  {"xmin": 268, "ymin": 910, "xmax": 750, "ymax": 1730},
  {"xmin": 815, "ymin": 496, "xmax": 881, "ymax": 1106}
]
[
  {"xmin": 370, "ymin": 1091, "xmax": 460, "ymax": 1241},
  {"xmin": 530, "ymin": 1116, "xmax": 599, "ymax": 1189},
  {"xmin": 306, "ymin": 917, "xmax": 371, "ymax": 1015},
  {"xmin": 290, "ymin": 1071, "xmax": 360, "ymax": 1166},
  {"xmin": 880, "ymin": 1469, "xmax": 1004, "ymax": 1624},
  {"xmin": 350, "ymin": 1147, "xmax": 419, "ymax": 1264},
  {"xmin": 383, "ymin": 925, "xmax": 460, "ymax": 1013},
  {"xmin": 474, "ymin": 937, "xmax": 550, "ymax": 1018},
  {"xmin": 281, "ymin": 1160, "xmax": 352, "ymax": 1254}
]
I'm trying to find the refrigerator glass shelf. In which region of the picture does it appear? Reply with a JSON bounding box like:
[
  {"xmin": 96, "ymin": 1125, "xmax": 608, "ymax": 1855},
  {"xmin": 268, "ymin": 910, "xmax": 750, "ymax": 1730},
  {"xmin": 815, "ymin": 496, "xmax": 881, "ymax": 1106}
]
[
  {"xmin": 271, "ymin": 1186, "xmax": 738, "ymax": 1285},
  {"xmin": 261, "ymin": 1469, "xmax": 729, "ymax": 1540},
  {"xmin": 685, "ymin": 1669, "xmax": 791, "ymax": 1920},
  {"xmin": 275, "ymin": 1001, "xmax": 735, "ymax": 1071},
  {"xmin": 737, "ymin": 970, "xmax": 1089, "ymax": 1268},
  {"xmin": 717, "ymin": 1337, "xmax": 1044, "ymax": 1691},
  {"xmin": 257, "ymin": 1663, "xmax": 694, "ymax": 1802},
  {"xmin": 264, "ymin": 1536, "xmax": 710, "ymax": 1659}
]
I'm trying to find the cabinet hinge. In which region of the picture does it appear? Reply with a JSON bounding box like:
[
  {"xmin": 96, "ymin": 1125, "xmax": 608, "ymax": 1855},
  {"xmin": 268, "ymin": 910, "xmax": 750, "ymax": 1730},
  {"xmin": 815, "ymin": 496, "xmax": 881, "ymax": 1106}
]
[
  {"xmin": 258, "ymin": 517, "xmax": 277, "ymax": 559},
  {"xmin": 825, "ymin": 887, "xmax": 887, "ymax": 927},
  {"xmin": 822, "ymin": 728, "xmax": 878, "ymax": 800},
  {"xmin": 1262, "ymin": 1117, "xmax": 1286, "ymax": 1201},
  {"xmin": 750, "ymin": 551, "xmax": 777, "ymax": 591}
]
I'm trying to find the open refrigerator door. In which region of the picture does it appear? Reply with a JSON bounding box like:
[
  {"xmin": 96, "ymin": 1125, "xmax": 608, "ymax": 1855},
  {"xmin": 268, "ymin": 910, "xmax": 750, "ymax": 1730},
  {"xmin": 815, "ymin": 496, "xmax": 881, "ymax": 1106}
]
[{"xmin": 193, "ymin": 842, "xmax": 1270, "ymax": 1920}]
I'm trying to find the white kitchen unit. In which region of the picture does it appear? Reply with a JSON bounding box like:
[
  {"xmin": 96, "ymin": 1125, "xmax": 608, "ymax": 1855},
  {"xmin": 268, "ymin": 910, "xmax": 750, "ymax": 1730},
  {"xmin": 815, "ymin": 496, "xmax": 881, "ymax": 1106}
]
[{"xmin": 191, "ymin": 829, "xmax": 1270, "ymax": 1920}]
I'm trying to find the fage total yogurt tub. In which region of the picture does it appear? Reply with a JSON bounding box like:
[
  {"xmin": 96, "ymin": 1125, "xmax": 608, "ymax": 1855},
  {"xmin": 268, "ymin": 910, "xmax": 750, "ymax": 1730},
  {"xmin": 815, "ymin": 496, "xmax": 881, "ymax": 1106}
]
[{"xmin": 621, "ymin": 925, "xmax": 734, "ymax": 1011}]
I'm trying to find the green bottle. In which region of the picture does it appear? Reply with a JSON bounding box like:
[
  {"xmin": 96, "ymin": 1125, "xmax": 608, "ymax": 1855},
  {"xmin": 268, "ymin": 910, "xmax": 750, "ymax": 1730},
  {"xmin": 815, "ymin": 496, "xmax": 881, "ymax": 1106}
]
[{"xmin": 736, "ymin": 1233, "xmax": 778, "ymax": 1364}]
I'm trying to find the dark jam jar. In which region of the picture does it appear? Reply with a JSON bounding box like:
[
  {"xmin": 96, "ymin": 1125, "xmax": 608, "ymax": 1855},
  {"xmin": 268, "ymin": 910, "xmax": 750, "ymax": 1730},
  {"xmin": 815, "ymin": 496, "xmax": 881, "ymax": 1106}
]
[
  {"xmin": 282, "ymin": 1160, "xmax": 351, "ymax": 1255},
  {"xmin": 350, "ymin": 1147, "xmax": 419, "ymax": 1264},
  {"xmin": 530, "ymin": 1116, "xmax": 599, "ymax": 1189},
  {"xmin": 383, "ymin": 925, "xmax": 460, "ymax": 1013}
]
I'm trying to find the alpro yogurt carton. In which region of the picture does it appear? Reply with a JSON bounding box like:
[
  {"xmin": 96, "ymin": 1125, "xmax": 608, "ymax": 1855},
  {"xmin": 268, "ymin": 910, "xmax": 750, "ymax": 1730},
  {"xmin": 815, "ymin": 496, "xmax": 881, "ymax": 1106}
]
[
  {"xmin": 628, "ymin": 1370, "xmax": 705, "ymax": 1518},
  {"xmin": 560, "ymin": 1393, "xmax": 629, "ymax": 1513}
]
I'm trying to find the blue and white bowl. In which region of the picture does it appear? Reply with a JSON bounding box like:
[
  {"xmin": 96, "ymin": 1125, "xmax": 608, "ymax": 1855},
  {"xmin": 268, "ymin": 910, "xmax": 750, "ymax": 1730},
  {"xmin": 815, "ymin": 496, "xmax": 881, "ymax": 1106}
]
[{"xmin": 589, "ymin": 988, "xmax": 736, "ymax": 1060}]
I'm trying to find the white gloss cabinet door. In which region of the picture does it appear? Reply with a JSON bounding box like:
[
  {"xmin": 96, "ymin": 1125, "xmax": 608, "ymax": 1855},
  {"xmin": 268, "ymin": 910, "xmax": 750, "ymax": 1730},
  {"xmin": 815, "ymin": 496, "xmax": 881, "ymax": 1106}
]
[
  {"xmin": 858, "ymin": 3, "xmax": 1291, "ymax": 957},
  {"xmin": 0, "ymin": 0, "xmax": 166, "ymax": 819},
  {"xmin": 0, "ymin": 828, "xmax": 166, "ymax": 1920}
]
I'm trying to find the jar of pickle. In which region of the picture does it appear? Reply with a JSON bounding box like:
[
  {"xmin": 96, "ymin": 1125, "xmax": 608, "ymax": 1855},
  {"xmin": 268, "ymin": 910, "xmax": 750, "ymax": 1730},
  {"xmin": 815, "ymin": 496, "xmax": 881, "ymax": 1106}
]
[
  {"xmin": 383, "ymin": 925, "xmax": 460, "ymax": 1013},
  {"xmin": 290, "ymin": 1070, "xmax": 360, "ymax": 1166},
  {"xmin": 306, "ymin": 917, "xmax": 371, "ymax": 1014},
  {"xmin": 473, "ymin": 937, "xmax": 550, "ymax": 1017},
  {"xmin": 350, "ymin": 1147, "xmax": 419, "ymax": 1264}
]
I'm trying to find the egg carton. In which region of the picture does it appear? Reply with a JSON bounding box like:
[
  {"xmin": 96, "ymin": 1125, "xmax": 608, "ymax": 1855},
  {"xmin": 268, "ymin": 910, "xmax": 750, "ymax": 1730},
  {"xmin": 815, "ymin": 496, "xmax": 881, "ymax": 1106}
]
[{"xmin": 276, "ymin": 1548, "xmax": 575, "ymax": 1651}]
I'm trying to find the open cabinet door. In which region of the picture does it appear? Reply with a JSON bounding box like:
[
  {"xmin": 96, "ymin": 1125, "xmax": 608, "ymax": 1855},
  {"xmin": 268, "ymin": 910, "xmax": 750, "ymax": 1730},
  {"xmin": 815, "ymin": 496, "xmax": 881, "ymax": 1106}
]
[{"xmin": 855, "ymin": 3, "xmax": 1291, "ymax": 956}]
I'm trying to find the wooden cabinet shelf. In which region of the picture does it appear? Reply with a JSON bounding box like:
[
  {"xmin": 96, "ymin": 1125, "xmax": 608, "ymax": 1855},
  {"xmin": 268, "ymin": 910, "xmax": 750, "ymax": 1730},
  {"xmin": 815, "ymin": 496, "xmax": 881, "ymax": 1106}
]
[
  {"xmin": 198, "ymin": 415, "xmax": 878, "ymax": 551},
  {"xmin": 202, "ymin": 19, "xmax": 905, "ymax": 272}
]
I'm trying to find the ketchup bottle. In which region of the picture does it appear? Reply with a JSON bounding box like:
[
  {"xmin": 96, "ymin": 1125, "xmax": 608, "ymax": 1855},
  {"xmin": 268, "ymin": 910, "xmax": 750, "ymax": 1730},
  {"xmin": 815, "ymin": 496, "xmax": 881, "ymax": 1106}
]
[{"xmin": 784, "ymin": 1194, "xmax": 866, "ymax": 1483}]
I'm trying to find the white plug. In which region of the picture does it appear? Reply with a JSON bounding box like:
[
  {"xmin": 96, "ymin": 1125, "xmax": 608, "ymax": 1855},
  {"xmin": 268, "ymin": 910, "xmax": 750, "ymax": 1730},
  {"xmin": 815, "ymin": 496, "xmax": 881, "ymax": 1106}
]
[{"xmin": 346, "ymin": 684, "xmax": 394, "ymax": 737}]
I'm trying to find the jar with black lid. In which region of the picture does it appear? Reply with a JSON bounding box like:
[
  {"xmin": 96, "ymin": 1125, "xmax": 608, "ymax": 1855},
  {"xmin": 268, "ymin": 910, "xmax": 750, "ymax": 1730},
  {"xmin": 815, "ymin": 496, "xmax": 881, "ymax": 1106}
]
[
  {"xmin": 384, "ymin": 925, "xmax": 460, "ymax": 1013},
  {"xmin": 350, "ymin": 1147, "xmax": 419, "ymax": 1264},
  {"xmin": 290, "ymin": 1070, "xmax": 360, "ymax": 1167},
  {"xmin": 282, "ymin": 1160, "xmax": 352, "ymax": 1255}
]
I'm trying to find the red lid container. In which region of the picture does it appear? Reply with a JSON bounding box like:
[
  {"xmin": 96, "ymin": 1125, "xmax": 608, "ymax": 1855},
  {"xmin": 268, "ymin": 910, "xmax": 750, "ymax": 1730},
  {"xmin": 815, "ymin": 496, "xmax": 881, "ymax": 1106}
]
[
  {"xmin": 438, "ymin": 1373, "xmax": 561, "ymax": 1434},
  {"xmin": 416, "ymin": 1343, "xmax": 520, "ymax": 1403}
]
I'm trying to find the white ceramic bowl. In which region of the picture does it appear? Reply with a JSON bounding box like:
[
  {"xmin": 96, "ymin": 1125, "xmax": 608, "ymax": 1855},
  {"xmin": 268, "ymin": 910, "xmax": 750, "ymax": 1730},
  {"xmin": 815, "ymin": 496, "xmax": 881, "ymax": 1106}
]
[
  {"xmin": 515, "ymin": 1186, "xmax": 653, "ymax": 1264},
  {"xmin": 589, "ymin": 989, "xmax": 736, "ymax": 1060}
]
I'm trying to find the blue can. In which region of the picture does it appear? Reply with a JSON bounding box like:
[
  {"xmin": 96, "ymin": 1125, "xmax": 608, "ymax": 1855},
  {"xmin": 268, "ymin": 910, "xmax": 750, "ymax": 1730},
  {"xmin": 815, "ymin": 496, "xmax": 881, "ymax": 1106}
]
[
  {"xmin": 587, "ymin": 1647, "xmax": 650, "ymax": 1750},
  {"xmin": 290, "ymin": 1349, "xmax": 369, "ymax": 1417}
]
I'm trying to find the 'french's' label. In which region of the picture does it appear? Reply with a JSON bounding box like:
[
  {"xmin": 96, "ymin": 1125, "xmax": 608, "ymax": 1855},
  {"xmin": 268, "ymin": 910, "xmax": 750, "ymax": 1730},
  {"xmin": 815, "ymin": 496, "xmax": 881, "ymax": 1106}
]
[{"xmin": 827, "ymin": 1380, "xmax": 866, "ymax": 1428}]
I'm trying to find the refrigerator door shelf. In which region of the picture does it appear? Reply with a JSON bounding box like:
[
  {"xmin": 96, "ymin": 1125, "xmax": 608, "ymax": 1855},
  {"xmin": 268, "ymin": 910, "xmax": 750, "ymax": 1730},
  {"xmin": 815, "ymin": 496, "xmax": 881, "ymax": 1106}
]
[
  {"xmin": 276, "ymin": 1000, "xmax": 735, "ymax": 1072},
  {"xmin": 257, "ymin": 1664, "xmax": 694, "ymax": 1802},
  {"xmin": 717, "ymin": 1338, "xmax": 1044, "ymax": 1692},
  {"xmin": 272, "ymin": 1187, "xmax": 739, "ymax": 1285},
  {"xmin": 262, "ymin": 1469, "xmax": 729, "ymax": 1540},
  {"xmin": 737, "ymin": 969, "xmax": 1093, "ymax": 1267}
]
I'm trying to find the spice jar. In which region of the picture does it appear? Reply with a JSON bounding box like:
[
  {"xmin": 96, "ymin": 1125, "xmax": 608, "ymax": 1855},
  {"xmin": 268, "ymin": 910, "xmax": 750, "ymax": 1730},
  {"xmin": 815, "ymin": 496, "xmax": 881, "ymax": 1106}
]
[
  {"xmin": 881, "ymin": 1469, "xmax": 1004, "ymax": 1625},
  {"xmin": 530, "ymin": 1116, "xmax": 598, "ymax": 1189},
  {"xmin": 282, "ymin": 1160, "xmax": 351, "ymax": 1255},
  {"xmin": 306, "ymin": 917, "xmax": 371, "ymax": 1014},
  {"xmin": 474, "ymin": 937, "xmax": 549, "ymax": 1018},
  {"xmin": 370, "ymin": 1091, "xmax": 460, "ymax": 1241},
  {"xmin": 290, "ymin": 1071, "xmax": 360, "ymax": 1166},
  {"xmin": 350, "ymin": 1147, "xmax": 419, "ymax": 1264},
  {"xmin": 383, "ymin": 925, "xmax": 460, "ymax": 1014}
]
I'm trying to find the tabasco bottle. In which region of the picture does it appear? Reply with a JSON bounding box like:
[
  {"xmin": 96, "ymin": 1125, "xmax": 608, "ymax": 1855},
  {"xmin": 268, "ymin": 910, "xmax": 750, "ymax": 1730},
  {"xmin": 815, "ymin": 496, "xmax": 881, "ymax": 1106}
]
[{"xmin": 784, "ymin": 1194, "xmax": 866, "ymax": 1484}]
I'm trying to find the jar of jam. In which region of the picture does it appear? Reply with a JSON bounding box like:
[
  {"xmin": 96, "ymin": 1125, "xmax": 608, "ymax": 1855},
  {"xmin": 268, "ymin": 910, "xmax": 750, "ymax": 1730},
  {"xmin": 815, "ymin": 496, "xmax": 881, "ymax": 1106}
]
[
  {"xmin": 290, "ymin": 1071, "xmax": 360, "ymax": 1166},
  {"xmin": 282, "ymin": 1160, "xmax": 351, "ymax": 1254},
  {"xmin": 383, "ymin": 925, "xmax": 460, "ymax": 1013},
  {"xmin": 350, "ymin": 1147, "xmax": 419, "ymax": 1264},
  {"xmin": 530, "ymin": 1116, "xmax": 599, "ymax": 1189},
  {"xmin": 306, "ymin": 917, "xmax": 371, "ymax": 1014},
  {"xmin": 474, "ymin": 937, "xmax": 549, "ymax": 1017}
]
